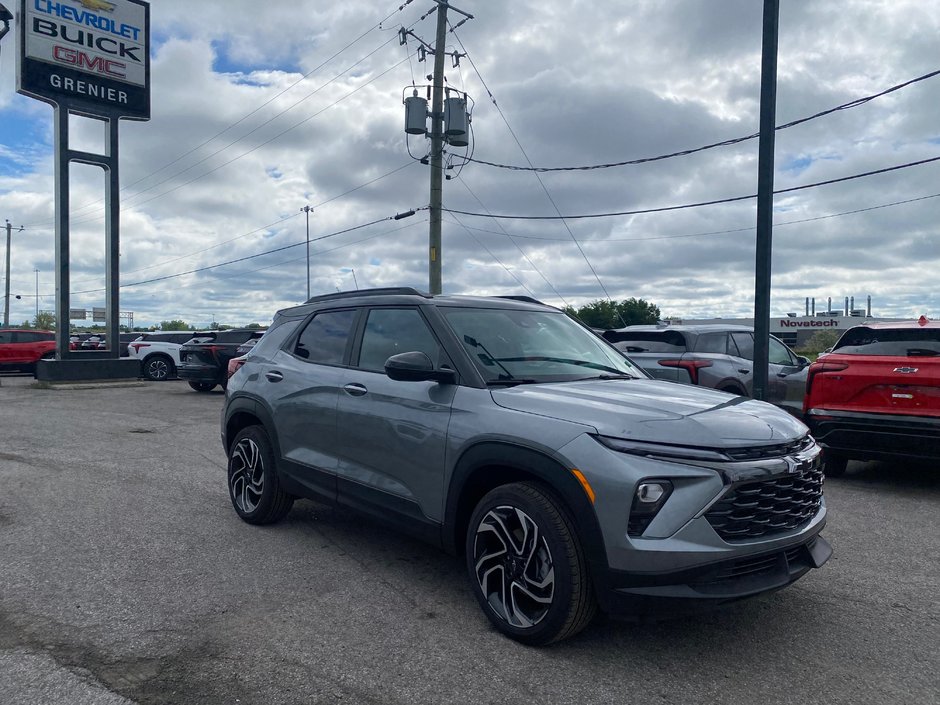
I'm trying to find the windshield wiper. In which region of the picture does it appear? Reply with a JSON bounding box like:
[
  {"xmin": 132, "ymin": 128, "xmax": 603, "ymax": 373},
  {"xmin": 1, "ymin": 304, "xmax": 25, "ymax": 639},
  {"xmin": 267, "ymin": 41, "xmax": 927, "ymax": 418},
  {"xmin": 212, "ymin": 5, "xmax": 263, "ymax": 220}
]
[
  {"xmin": 496, "ymin": 356, "xmax": 629, "ymax": 374},
  {"xmin": 577, "ymin": 373, "xmax": 639, "ymax": 381},
  {"xmin": 486, "ymin": 378, "xmax": 541, "ymax": 387}
]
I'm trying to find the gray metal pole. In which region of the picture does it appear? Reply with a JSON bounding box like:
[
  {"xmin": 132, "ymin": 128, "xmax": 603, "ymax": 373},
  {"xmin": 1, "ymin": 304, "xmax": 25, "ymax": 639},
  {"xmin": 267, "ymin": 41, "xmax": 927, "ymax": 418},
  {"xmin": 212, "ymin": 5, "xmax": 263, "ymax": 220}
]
[
  {"xmin": 54, "ymin": 106, "xmax": 71, "ymax": 359},
  {"xmin": 302, "ymin": 205, "xmax": 312, "ymax": 300},
  {"xmin": 3, "ymin": 220, "xmax": 10, "ymax": 327},
  {"xmin": 34, "ymin": 268, "xmax": 39, "ymax": 321},
  {"xmin": 752, "ymin": 0, "xmax": 779, "ymax": 401},
  {"xmin": 428, "ymin": 1, "xmax": 449, "ymax": 296},
  {"xmin": 105, "ymin": 117, "xmax": 120, "ymax": 359}
]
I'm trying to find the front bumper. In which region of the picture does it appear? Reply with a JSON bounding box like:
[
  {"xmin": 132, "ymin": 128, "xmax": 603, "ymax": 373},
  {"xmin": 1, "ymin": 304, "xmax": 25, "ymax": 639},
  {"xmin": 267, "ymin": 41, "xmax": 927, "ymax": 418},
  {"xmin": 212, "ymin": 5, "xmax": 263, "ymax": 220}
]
[
  {"xmin": 806, "ymin": 408, "xmax": 940, "ymax": 462},
  {"xmin": 601, "ymin": 531, "xmax": 831, "ymax": 618}
]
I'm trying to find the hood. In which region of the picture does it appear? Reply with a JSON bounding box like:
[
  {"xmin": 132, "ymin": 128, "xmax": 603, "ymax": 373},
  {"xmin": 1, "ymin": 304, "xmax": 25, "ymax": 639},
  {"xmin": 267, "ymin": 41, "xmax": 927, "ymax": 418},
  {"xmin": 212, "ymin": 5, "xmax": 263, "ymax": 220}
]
[{"xmin": 491, "ymin": 379, "xmax": 807, "ymax": 447}]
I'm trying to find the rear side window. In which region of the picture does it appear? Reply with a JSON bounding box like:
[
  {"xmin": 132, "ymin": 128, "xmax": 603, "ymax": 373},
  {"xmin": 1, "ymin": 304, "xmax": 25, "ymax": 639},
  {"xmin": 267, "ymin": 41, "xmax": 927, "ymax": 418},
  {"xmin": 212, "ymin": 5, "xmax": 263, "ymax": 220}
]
[
  {"xmin": 694, "ymin": 333, "xmax": 729, "ymax": 354},
  {"xmin": 0, "ymin": 331, "xmax": 12, "ymax": 343},
  {"xmin": 730, "ymin": 332, "xmax": 754, "ymax": 360},
  {"xmin": 294, "ymin": 310, "xmax": 357, "ymax": 364},
  {"xmin": 833, "ymin": 327, "xmax": 940, "ymax": 356},
  {"xmin": 603, "ymin": 330, "xmax": 687, "ymax": 353}
]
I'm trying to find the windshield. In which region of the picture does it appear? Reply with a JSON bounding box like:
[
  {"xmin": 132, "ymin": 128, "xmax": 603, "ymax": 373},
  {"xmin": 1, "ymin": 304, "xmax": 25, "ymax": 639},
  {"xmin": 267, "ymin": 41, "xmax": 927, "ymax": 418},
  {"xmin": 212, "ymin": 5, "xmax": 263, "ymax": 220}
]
[{"xmin": 442, "ymin": 307, "xmax": 645, "ymax": 383}]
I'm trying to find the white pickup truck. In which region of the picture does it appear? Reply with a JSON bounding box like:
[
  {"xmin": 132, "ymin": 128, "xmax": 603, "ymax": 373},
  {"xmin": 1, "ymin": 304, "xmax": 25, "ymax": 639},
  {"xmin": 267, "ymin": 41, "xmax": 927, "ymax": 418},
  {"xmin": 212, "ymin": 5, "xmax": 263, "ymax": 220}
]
[{"xmin": 127, "ymin": 331, "xmax": 205, "ymax": 381}]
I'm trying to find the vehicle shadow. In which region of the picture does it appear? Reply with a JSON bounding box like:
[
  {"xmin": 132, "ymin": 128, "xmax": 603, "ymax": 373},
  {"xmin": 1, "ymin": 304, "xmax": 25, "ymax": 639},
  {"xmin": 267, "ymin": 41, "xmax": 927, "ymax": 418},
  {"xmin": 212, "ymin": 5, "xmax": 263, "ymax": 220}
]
[{"xmin": 833, "ymin": 459, "xmax": 940, "ymax": 495}]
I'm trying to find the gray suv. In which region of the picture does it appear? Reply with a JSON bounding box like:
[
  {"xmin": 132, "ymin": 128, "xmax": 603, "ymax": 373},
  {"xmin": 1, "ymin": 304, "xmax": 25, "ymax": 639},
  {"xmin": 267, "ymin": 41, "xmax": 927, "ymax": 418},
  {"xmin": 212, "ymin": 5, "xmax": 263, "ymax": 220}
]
[
  {"xmin": 222, "ymin": 289, "xmax": 830, "ymax": 644},
  {"xmin": 603, "ymin": 325, "xmax": 810, "ymax": 416}
]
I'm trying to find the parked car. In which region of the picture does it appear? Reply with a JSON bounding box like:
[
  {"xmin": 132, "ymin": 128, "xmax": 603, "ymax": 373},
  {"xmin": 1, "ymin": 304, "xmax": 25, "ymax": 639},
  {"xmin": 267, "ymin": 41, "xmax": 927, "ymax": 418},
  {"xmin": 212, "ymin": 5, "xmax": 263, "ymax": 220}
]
[
  {"xmin": 602, "ymin": 324, "xmax": 809, "ymax": 415},
  {"xmin": 0, "ymin": 329, "xmax": 56, "ymax": 373},
  {"xmin": 179, "ymin": 329, "xmax": 265, "ymax": 392},
  {"xmin": 222, "ymin": 288, "xmax": 830, "ymax": 645},
  {"xmin": 127, "ymin": 331, "xmax": 206, "ymax": 381},
  {"xmin": 803, "ymin": 316, "xmax": 940, "ymax": 476}
]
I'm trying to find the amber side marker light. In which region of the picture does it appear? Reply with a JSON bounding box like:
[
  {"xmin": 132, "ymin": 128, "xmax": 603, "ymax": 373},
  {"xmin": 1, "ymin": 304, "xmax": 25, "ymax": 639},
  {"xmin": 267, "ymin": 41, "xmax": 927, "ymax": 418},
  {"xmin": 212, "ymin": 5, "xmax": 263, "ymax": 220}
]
[{"xmin": 571, "ymin": 469, "xmax": 596, "ymax": 504}]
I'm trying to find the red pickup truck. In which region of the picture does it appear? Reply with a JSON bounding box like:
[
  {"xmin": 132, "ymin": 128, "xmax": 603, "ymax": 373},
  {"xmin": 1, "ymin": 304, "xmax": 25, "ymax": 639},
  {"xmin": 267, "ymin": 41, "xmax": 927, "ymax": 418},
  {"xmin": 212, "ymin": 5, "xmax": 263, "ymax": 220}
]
[{"xmin": 0, "ymin": 329, "xmax": 56, "ymax": 372}]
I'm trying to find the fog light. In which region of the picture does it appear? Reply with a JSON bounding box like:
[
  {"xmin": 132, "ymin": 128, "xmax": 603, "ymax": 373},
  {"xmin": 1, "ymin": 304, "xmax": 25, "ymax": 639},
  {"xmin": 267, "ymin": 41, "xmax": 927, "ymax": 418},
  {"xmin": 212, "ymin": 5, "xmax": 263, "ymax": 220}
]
[
  {"xmin": 628, "ymin": 480, "xmax": 673, "ymax": 537},
  {"xmin": 637, "ymin": 482, "xmax": 667, "ymax": 503}
]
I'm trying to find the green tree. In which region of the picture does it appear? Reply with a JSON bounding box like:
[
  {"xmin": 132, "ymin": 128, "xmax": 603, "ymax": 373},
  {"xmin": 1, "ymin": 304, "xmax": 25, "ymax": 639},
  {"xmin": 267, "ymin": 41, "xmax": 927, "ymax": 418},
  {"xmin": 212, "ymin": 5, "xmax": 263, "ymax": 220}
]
[
  {"xmin": 33, "ymin": 311, "xmax": 55, "ymax": 330},
  {"xmin": 245, "ymin": 322, "xmax": 263, "ymax": 330},
  {"xmin": 798, "ymin": 330, "xmax": 840, "ymax": 356},
  {"xmin": 160, "ymin": 319, "xmax": 192, "ymax": 331},
  {"xmin": 565, "ymin": 298, "xmax": 661, "ymax": 329}
]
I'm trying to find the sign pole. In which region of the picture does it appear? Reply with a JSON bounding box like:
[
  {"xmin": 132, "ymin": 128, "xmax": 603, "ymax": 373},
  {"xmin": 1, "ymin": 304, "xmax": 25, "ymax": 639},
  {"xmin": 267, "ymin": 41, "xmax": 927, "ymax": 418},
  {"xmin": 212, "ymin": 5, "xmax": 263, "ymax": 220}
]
[{"xmin": 53, "ymin": 105, "xmax": 71, "ymax": 359}]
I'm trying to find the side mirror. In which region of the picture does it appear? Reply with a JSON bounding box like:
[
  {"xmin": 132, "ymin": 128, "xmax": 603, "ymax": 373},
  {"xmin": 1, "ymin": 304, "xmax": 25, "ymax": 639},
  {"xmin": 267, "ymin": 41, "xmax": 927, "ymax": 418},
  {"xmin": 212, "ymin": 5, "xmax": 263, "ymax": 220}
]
[
  {"xmin": 385, "ymin": 351, "xmax": 456, "ymax": 384},
  {"xmin": 797, "ymin": 355, "xmax": 810, "ymax": 367}
]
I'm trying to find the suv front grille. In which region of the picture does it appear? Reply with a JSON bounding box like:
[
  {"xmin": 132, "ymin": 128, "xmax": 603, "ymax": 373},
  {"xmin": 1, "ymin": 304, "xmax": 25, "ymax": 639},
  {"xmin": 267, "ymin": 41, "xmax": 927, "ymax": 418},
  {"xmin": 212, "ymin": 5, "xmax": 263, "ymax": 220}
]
[
  {"xmin": 705, "ymin": 457, "xmax": 823, "ymax": 541},
  {"xmin": 724, "ymin": 435, "xmax": 814, "ymax": 461}
]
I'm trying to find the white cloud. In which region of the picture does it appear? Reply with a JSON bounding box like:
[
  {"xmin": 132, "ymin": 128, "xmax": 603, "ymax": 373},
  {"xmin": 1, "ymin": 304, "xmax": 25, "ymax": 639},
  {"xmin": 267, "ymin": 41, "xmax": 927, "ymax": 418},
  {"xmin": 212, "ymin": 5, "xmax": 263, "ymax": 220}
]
[{"xmin": 1, "ymin": 0, "xmax": 938, "ymax": 328}]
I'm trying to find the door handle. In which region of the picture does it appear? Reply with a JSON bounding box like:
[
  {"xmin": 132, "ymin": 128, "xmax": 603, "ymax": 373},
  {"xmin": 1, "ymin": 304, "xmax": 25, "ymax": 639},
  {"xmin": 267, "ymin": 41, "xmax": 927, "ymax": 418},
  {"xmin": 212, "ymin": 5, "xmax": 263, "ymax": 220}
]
[
  {"xmin": 265, "ymin": 371, "xmax": 284, "ymax": 382},
  {"xmin": 343, "ymin": 383, "xmax": 368, "ymax": 397},
  {"xmin": 738, "ymin": 369, "xmax": 751, "ymax": 375}
]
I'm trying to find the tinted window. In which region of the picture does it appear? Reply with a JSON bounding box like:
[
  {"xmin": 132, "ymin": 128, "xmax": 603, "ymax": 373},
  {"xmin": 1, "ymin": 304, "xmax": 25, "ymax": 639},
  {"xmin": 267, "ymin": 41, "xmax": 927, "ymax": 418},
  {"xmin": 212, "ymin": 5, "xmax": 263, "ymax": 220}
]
[
  {"xmin": 358, "ymin": 308, "xmax": 441, "ymax": 371},
  {"xmin": 294, "ymin": 310, "xmax": 356, "ymax": 364},
  {"xmin": 215, "ymin": 330, "xmax": 258, "ymax": 344},
  {"xmin": 730, "ymin": 332, "xmax": 754, "ymax": 360},
  {"xmin": 604, "ymin": 330, "xmax": 686, "ymax": 353},
  {"xmin": 0, "ymin": 331, "xmax": 11, "ymax": 344},
  {"xmin": 768, "ymin": 337, "xmax": 794, "ymax": 365},
  {"xmin": 833, "ymin": 327, "xmax": 940, "ymax": 356},
  {"xmin": 694, "ymin": 333, "xmax": 729, "ymax": 354}
]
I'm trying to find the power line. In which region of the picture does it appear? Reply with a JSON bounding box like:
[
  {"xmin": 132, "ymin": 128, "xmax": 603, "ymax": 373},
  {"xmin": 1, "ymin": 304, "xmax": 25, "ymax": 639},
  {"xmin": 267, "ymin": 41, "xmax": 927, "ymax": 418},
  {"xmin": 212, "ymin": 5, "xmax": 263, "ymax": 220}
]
[
  {"xmin": 66, "ymin": 210, "xmax": 424, "ymax": 295},
  {"xmin": 448, "ymin": 191, "xmax": 940, "ymax": 243},
  {"xmin": 443, "ymin": 155, "xmax": 940, "ymax": 221},
  {"xmin": 448, "ymin": 25, "xmax": 618, "ymax": 311},
  {"xmin": 460, "ymin": 68, "xmax": 940, "ymax": 172}
]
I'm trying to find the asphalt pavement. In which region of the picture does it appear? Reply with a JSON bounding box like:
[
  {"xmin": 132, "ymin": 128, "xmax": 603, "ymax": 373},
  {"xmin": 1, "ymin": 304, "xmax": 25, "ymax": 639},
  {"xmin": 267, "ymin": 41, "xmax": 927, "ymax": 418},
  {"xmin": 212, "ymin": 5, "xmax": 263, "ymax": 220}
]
[{"xmin": 0, "ymin": 372, "xmax": 937, "ymax": 705}]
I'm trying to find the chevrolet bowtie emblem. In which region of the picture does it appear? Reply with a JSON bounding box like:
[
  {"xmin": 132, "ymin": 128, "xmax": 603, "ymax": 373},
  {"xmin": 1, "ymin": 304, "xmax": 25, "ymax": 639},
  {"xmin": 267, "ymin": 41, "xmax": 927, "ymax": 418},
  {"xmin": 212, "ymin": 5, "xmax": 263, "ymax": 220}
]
[
  {"xmin": 893, "ymin": 367, "xmax": 919, "ymax": 374},
  {"xmin": 79, "ymin": 0, "xmax": 116, "ymax": 12}
]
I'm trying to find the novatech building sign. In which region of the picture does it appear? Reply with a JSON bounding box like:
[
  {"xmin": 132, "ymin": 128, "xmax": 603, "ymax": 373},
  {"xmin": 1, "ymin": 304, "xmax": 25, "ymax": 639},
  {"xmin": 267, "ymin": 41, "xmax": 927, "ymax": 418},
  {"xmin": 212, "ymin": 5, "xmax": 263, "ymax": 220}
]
[{"xmin": 17, "ymin": 0, "xmax": 150, "ymax": 119}]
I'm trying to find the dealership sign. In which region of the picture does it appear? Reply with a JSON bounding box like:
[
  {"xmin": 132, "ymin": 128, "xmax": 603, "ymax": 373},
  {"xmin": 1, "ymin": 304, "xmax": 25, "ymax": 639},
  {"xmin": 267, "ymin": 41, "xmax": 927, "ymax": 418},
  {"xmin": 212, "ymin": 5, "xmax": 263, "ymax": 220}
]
[{"xmin": 17, "ymin": 0, "xmax": 150, "ymax": 120}]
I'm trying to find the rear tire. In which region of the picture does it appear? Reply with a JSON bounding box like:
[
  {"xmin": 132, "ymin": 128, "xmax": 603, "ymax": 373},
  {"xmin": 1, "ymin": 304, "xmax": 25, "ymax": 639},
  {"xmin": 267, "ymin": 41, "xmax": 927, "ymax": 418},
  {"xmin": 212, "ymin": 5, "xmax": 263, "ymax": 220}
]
[
  {"xmin": 823, "ymin": 454, "xmax": 848, "ymax": 477},
  {"xmin": 227, "ymin": 426, "xmax": 294, "ymax": 525},
  {"xmin": 188, "ymin": 381, "xmax": 216, "ymax": 392},
  {"xmin": 465, "ymin": 482, "xmax": 597, "ymax": 645}
]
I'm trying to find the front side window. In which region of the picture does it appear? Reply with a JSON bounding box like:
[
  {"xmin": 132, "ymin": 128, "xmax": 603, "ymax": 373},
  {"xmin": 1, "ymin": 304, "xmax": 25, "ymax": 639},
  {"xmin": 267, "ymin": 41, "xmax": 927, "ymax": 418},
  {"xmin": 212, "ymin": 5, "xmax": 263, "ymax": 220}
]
[
  {"xmin": 358, "ymin": 308, "xmax": 442, "ymax": 371},
  {"xmin": 294, "ymin": 309, "xmax": 357, "ymax": 364},
  {"xmin": 443, "ymin": 307, "xmax": 643, "ymax": 383},
  {"xmin": 768, "ymin": 337, "xmax": 795, "ymax": 365}
]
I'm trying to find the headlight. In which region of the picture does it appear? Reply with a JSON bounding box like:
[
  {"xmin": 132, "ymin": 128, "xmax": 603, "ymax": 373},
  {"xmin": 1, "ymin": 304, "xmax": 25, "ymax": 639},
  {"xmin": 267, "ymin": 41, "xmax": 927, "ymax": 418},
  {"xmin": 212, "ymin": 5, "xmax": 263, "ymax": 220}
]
[{"xmin": 594, "ymin": 435, "xmax": 728, "ymax": 463}]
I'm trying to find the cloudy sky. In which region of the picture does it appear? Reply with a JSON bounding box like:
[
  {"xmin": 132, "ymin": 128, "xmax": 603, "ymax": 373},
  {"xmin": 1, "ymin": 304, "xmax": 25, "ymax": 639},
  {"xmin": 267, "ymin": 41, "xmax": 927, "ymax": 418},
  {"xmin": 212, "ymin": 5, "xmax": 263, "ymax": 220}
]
[{"xmin": 1, "ymin": 0, "xmax": 938, "ymax": 329}]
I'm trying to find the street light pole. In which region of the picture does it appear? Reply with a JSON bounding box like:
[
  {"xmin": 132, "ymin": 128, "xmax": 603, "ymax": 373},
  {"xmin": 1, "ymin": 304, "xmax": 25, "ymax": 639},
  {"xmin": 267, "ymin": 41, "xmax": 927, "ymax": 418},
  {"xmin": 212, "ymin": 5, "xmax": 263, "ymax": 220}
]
[
  {"xmin": 301, "ymin": 205, "xmax": 313, "ymax": 300},
  {"xmin": 35, "ymin": 269, "xmax": 39, "ymax": 322},
  {"xmin": 4, "ymin": 220, "xmax": 24, "ymax": 327}
]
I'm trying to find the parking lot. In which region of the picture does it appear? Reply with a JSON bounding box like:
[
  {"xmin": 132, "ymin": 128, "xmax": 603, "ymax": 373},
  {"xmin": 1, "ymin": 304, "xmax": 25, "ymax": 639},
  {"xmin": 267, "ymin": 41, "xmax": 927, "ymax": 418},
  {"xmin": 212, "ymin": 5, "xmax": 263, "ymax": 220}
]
[{"xmin": 0, "ymin": 372, "xmax": 937, "ymax": 705}]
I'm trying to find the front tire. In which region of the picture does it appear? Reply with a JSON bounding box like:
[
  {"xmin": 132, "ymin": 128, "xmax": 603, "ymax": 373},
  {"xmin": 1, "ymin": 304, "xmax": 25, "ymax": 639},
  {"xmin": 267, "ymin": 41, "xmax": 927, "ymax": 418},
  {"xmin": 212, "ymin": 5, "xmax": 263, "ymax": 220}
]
[
  {"xmin": 143, "ymin": 354, "xmax": 174, "ymax": 381},
  {"xmin": 227, "ymin": 426, "xmax": 294, "ymax": 525},
  {"xmin": 188, "ymin": 381, "xmax": 216, "ymax": 392},
  {"xmin": 466, "ymin": 482, "xmax": 597, "ymax": 645}
]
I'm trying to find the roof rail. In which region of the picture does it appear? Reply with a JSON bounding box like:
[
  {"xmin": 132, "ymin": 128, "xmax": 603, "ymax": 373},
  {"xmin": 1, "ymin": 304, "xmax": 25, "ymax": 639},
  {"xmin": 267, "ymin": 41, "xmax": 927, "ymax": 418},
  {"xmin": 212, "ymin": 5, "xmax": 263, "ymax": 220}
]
[
  {"xmin": 495, "ymin": 295, "xmax": 546, "ymax": 305},
  {"xmin": 304, "ymin": 287, "xmax": 429, "ymax": 304}
]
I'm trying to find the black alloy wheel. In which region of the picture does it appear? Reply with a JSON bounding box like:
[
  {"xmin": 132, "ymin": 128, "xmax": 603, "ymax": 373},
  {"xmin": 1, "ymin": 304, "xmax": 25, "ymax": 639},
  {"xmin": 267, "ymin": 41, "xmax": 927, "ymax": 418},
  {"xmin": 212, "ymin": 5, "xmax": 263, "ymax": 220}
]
[
  {"xmin": 188, "ymin": 381, "xmax": 216, "ymax": 392},
  {"xmin": 227, "ymin": 426, "xmax": 294, "ymax": 524},
  {"xmin": 466, "ymin": 482, "xmax": 596, "ymax": 645},
  {"xmin": 144, "ymin": 355, "xmax": 173, "ymax": 381}
]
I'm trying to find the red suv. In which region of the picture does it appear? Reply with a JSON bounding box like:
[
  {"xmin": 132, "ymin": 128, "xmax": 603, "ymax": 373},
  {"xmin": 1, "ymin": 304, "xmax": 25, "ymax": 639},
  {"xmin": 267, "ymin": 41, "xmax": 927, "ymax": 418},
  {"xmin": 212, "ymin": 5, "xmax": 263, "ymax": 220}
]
[
  {"xmin": 0, "ymin": 329, "xmax": 56, "ymax": 372},
  {"xmin": 803, "ymin": 316, "xmax": 940, "ymax": 476}
]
